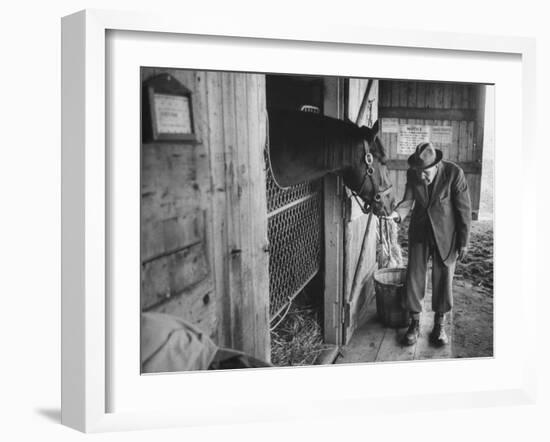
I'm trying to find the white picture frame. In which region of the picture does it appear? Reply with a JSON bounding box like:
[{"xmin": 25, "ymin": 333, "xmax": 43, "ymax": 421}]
[{"xmin": 61, "ymin": 9, "xmax": 537, "ymax": 433}]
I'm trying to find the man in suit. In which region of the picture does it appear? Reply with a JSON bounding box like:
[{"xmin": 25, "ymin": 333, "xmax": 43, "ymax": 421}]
[{"xmin": 387, "ymin": 141, "xmax": 471, "ymax": 346}]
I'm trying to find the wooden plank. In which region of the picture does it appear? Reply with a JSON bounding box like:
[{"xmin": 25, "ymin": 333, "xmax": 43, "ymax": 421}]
[
  {"xmin": 140, "ymin": 68, "xmax": 218, "ymax": 346},
  {"xmin": 452, "ymin": 84, "xmax": 462, "ymax": 109},
  {"xmin": 427, "ymin": 82, "xmax": 437, "ymax": 109},
  {"xmin": 344, "ymin": 216, "xmax": 378, "ymax": 343},
  {"xmin": 391, "ymin": 81, "xmax": 400, "ymax": 107},
  {"xmin": 355, "ymin": 79, "xmax": 373, "ymax": 126},
  {"xmin": 416, "ymin": 82, "xmax": 426, "ymax": 108},
  {"xmin": 440, "ymin": 119, "xmax": 452, "ymax": 161},
  {"xmin": 382, "ymin": 118, "xmax": 397, "ymax": 158},
  {"xmin": 468, "ymin": 85, "xmax": 477, "ymax": 109},
  {"xmin": 324, "ymin": 175, "xmax": 344, "ymax": 346},
  {"xmin": 370, "ymin": 80, "xmax": 379, "ymax": 124},
  {"xmin": 141, "ymin": 196, "xmax": 203, "ymax": 262},
  {"xmin": 387, "ymin": 159, "xmax": 481, "ymax": 174},
  {"xmin": 221, "ymin": 72, "xmax": 246, "ymax": 352},
  {"xmin": 399, "ymin": 81, "xmax": 408, "ymax": 107},
  {"xmin": 475, "ymin": 85, "xmax": 486, "ymax": 162},
  {"xmin": 245, "ymin": 73, "xmax": 270, "ymax": 361},
  {"xmin": 194, "ymin": 70, "xmax": 220, "ymax": 342},
  {"xmin": 323, "ymin": 77, "xmax": 345, "ymax": 346},
  {"xmin": 443, "ymin": 83, "xmax": 453, "ymax": 109},
  {"xmin": 378, "ymin": 107, "xmax": 477, "ymax": 121},
  {"xmin": 205, "ymin": 71, "xmax": 232, "ymax": 348},
  {"xmin": 141, "ymin": 242, "xmax": 209, "ymax": 310},
  {"xmin": 234, "ymin": 73, "xmax": 252, "ymax": 355},
  {"xmin": 148, "ymin": 282, "xmax": 216, "ymax": 338},
  {"xmin": 435, "ymin": 83, "xmax": 445, "ymax": 109},
  {"xmin": 142, "ymin": 220, "xmax": 202, "ymax": 265},
  {"xmin": 451, "ymin": 120, "xmax": 460, "ymax": 162},
  {"xmin": 467, "ymin": 121, "xmax": 475, "ymax": 162},
  {"xmin": 458, "ymin": 120, "xmax": 468, "ymax": 163},
  {"xmin": 342, "ymin": 78, "xmax": 379, "ymax": 343},
  {"xmin": 336, "ymin": 304, "xmax": 386, "ymax": 364},
  {"xmin": 461, "ymin": 85, "xmax": 470, "ymax": 109},
  {"xmin": 406, "ymin": 82, "xmax": 417, "ymax": 108},
  {"xmin": 380, "ymin": 80, "xmax": 391, "ymax": 107},
  {"xmin": 375, "ymin": 327, "xmax": 415, "ymax": 362}
]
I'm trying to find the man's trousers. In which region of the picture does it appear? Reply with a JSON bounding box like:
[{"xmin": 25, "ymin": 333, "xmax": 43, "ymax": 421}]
[{"xmin": 404, "ymin": 239, "xmax": 456, "ymax": 315}]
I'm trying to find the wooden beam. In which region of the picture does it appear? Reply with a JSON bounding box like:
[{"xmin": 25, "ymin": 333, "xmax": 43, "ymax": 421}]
[
  {"xmin": 323, "ymin": 77, "xmax": 345, "ymax": 346},
  {"xmin": 387, "ymin": 159, "xmax": 481, "ymax": 174},
  {"xmin": 355, "ymin": 80, "xmax": 373, "ymax": 125},
  {"xmin": 379, "ymin": 107, "xmax": 477, "ymax": 121}
]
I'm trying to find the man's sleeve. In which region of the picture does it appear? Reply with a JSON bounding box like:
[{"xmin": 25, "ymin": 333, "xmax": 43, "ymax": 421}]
[
  {"xmin": 394, "ymin": 169, "xmax": 415, "ymax": 222},
  {"xmin": 452, "ymin": 168, "xmax": 472, "ymax": 248}
]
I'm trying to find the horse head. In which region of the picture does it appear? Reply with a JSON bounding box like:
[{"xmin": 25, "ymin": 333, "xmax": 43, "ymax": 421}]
[
  {"xmin": 340, "ymin": 121, "xmax": 395, "ymax": 216},
  {"xmin": 267, "ymin": 109, "xmax": 395, "ymax": 217}
]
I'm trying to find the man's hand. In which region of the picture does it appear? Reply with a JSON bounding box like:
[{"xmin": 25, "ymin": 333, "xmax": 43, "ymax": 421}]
[
  {"xmin": 381, "ymin": 211, "xmax": 401, "ymax": 223},
  {"xmin": 457, "ymin": 246, "xmax": 468, "ymax": 261}
]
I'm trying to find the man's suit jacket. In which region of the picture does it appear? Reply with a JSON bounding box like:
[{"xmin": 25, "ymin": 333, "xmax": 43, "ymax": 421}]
[{"xmin": 395, "ymin": 160, "xmax": 472, "ymax": 265}]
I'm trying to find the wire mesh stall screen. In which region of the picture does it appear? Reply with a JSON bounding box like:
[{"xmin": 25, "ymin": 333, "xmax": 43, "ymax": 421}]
[{"xmin": 266, "ymin": 163, "xmax": 323, "ymax": 320}]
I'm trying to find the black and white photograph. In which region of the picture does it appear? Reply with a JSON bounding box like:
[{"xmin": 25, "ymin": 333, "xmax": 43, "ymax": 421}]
[
  {"xmin": 140, "ymin": 68, "xmax": 494, "ymax": 373},
  {"xmin": 4, "ymin": 0, "xmax": 549, "ymax": 439}
]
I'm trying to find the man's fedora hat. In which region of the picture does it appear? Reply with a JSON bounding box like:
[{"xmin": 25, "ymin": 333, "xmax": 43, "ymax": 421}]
[{"xmin": 408, "ymin": 142, "xmax": 443, "ymax": 170}]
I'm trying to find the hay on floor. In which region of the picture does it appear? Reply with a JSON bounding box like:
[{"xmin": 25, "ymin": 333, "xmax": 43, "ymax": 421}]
[{"xmin": 270, "ymin": 305, "xmax": 327, "ymax": 367}]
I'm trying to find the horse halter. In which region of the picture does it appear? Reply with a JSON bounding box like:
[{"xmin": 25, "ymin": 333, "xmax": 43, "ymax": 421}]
[{"xmin": 352, "ymin": 139, "xmax": 393, "ymax": 214}]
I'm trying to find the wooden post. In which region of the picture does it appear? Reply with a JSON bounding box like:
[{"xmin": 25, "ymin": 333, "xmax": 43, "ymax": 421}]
[{"xmin": 323, "ymin": 76, "xmax": 345, "ymax": 345}]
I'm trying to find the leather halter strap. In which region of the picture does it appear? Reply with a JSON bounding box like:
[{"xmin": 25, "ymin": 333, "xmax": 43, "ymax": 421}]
[{"xmin": 351, "ymin": 139, "xmax": 393, "ymax": 214}]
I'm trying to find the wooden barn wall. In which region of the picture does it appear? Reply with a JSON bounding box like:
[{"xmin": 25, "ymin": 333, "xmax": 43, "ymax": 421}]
[
  {"xmin": 342, "ymin": 79, "xmax": 380, "ymax": 343},
  {"xmin": 141, "ymin": 68, "xmax": 270, "ymax": 361},
  {"xmin": 379, "ymin": 81, "xmax": 485, "ymax": 218}
]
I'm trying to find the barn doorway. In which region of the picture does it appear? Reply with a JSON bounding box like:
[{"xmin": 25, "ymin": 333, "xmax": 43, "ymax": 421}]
[{"xmin": 265, "ymin": 75, "xmax": 329, "ymax": 365}]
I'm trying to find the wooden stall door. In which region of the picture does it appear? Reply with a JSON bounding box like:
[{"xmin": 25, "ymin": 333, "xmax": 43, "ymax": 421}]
[
  {"xmin": 141, "ymin": 68, "xmax": 217, "ymax": 337},
  {"xmin": 199, "ymin": 72, "xmax": 270, "ymax": 361},
  {"xmin": 141, "ymin": 68, "xmax": 270, "ymax": 361},
  {"xmin": 341, "ymin": 79, "xmax": 380, "ymax": 344},
  {"xmin": 379, "ymin": 81, "xmax": 485, "ymax": 219}
]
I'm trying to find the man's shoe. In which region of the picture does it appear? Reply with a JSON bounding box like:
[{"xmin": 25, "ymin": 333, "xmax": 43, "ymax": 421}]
[
  {"xmin": 402, "ymin": 319, "xmax": 420, "ymax": 346},
  {"xmin": 429, "ymin": 323, "xmax": 449, "ymax": 346}
]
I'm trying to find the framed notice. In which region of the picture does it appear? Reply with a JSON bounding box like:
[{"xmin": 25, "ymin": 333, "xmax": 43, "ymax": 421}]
[{"xmin": 143, "ymin": 73, "xmax": 196, "ymax": 142}]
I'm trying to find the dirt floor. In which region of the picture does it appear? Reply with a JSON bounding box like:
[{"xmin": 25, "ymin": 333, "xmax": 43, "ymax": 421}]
[
  {"xmin": 452, "ymin": 220, "xmax": 494, "ymax": 358},
  {"xmin": 397, "ymin": 218, "xmax": 494, "ymax": 358}
]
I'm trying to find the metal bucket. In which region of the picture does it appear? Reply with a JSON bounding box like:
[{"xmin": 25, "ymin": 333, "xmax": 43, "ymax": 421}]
[{"xmin": 373, "ymin": 267, "xmax": 409, "ymax": 328}]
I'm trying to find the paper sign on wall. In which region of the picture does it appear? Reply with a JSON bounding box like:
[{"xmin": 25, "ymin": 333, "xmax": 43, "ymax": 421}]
[
  {"xmin": 396, "ymin": 124, "xmax": 453, "ymax": 154},
  {"xmin": 397, "ymin": 125, "xmax": 430, "ymax": 154}
]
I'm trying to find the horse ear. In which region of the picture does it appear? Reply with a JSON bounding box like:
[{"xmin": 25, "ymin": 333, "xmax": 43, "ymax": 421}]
[
  {"xmin": 359, "ymin": 126, "xmax": 374, "ymax": 143},
  {"xmin": 371, "ymin": 120, "xmax": 380, "ymax": 135}
]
